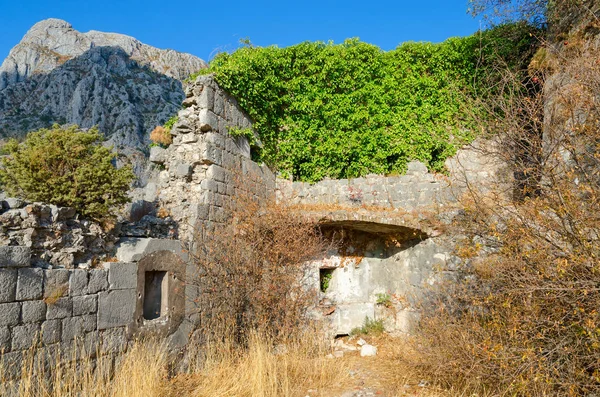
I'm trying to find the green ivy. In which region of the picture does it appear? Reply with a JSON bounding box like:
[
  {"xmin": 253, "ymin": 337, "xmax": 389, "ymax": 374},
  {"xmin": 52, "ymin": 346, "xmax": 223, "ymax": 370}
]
[{"xmin": 199, "ymin": 23, "xmax": 541, "ymax": 182}]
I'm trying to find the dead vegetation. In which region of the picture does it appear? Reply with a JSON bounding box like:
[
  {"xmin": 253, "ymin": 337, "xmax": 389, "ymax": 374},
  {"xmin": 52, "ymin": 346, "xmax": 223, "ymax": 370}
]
[{"xmin": 412, "ymin": 37, "xmax": 600, "ymax": 396}]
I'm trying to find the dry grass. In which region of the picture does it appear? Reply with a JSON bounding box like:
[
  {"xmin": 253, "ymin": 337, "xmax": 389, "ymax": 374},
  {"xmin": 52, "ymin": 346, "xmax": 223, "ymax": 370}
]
[
  {"xmin": 0, "ymin": 339, "xmax": 168, "ymax": 397},
  {"xmin": 169, "ymin": 331, "xmax": 349, "ymax": 397}
]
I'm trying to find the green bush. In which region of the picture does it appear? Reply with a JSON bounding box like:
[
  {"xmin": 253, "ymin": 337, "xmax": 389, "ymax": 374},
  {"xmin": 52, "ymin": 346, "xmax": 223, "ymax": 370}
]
[
  {"xmin": 350, "ymin": 317, "xmax": 385, "ymax": 336},
  {"xmin": 0, "ymin": 125, "xmax": 134, "ymax": 220},
  {"xmin": 199, "ymin": 24, "xmax": 540, "ymax": 182}
]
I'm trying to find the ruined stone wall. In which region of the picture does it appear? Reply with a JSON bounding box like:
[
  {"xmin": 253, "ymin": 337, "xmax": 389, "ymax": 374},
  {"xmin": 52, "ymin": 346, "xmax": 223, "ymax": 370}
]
[
  {"xmin": 0, "ymin": 199, "xmax": 116, "ymax": 269},
  {"xmin": 143, "ymin": 74, "xmax": 276, "ymax": 241}
]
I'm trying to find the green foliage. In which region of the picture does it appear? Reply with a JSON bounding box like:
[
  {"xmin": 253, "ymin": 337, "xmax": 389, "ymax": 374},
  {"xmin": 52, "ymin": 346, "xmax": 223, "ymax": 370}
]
[
  {"xmin": 0, "ymin": 125, "xmax": 134, "ymax": 220},
  {"xmin": 227, "ymin": 127, "xmax": 257, "ymax": 146},
  {"xmin": 350, "ymin": 317, "xmax": 385, "ymax": 336},
  {"xmin": 320, "ymin": 270, "xmax": 333, "ymax": 292},
  {"xmin": 203, "ymin": 25, "xmax": 540, "ymax": 182},
  {"xmin": 375, "ymin": 293, "xmax": 392, "ymax": 307},
  {"xmin": 163, "ymin": 115, "xmax": 178, "ymax": 132}
]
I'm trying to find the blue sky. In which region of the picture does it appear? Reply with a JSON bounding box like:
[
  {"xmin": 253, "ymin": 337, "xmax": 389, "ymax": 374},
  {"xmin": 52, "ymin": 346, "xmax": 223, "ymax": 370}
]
[{"xmin": 0, "ymin": 0, "xmax": 482, "ymax": 62}]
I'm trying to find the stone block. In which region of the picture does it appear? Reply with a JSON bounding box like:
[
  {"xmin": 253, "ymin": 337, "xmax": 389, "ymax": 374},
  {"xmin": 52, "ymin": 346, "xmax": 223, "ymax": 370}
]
[
  {"xmin": 198, "ymin": 109, "xmax": 217, "ymax": 132},
  {"xmin": 73, "ymin": 295, "xmax": 97, "ymax": 316},
  {"xmin": 149, "ymin": 146, "xmax": 166, "ymax": 164},
  {"xmin": 105, "ymin": 262, "xmax": 137, "ymax": 290},
  {"xmin": 175, "ymin": 163, "xmax": 192, "ymax": 178},
  {"xmin": 333, "ymin": 303, "xmax": 375, "ymax": 336},
  {"xmin": 198, "ymin": 85, "xmax": 214, "ymax": 110},
  {"xmin": 87, "ymin": 269, "xmax": 108, "ymax": 294},
  {"xmin": 16, "ymin": 268, "xmax": 43, "ymax": 300},
  {"xmin": 61, "ymin": 317, "xmax": 85, "ymax": 343},
  {"xmin": 46, "ymin": 297, "xmax": 72, "ymax": 319},
  {"xmin": 180, "ymin": 133, "xmax": 198, "ymax": 144},
  {"xmin": 0, "ymin": 302, "xmax": 20, "ymax": 326},
  {"xmin": 1, "ymin": 351, "xmax": 23, "ymax": 380},
  {"xmin": 43, "ymin": 269, "xmax": 69, "ymax": 298},
  {"xmin": 97, "ymin": 289, "xmax": 136, "ymax": 330},
  {"xmin": 200, "ymin": 179, "xmax": 218, "ymax": 193},
  {"xmin": 3, "ymin": 198, "xmax": 25, "ymax": 209},
  {"xmin": 213, "ymin": 92, "xmax": 224, "ymax": 116},
  {"xmin": 22, "ymin": 300, "xmax": 46, "ymax": 323},
  {"xmin": 0, "ymin": 246, "xmax": 31, "ymax": 268},
  {"xmin": 0, "ymin": 269, "xmax": 17, "ymax": 303},
  {"xmin": 69, "ymin": 269, "xmax": 88, "ymax": 297},
  {"xmin": 100, "ymin": 327, "xmax": 127, "ymax": 354},
  {"xmin": 199, "ymin": 142, "xmax": 222, "ymax": 165},
  {"xmin": 190, "ymin": 204, "xmax": 210, "ymax": 221},
  {"xmin": 115, "ymin": 238, "xmax": 187, "ymax": 263},
  {"xmin": 12, "ymin": 323, "xmax": 40, "ymax": 350},
  {"xmin": 50, "ymin": 205, "xmax": 76, "ymax": 221},
  {"xmin": 0, "ymin": 327, "xmax": 10, "ymax": 352},
  {"xmin": 41, "ymin": 319, "xmax": 61, "ymax": 345},
  {"xmin": 206, "ymin": 164, "xmax": 227, "ymax": 182},
  {"xmin": 81, "ymin": 314, "xmax": 96, "ymax": 332}
]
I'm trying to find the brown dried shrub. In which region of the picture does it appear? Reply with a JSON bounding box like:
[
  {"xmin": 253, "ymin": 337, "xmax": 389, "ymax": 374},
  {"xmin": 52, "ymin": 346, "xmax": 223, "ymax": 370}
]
[
  {"xmin": 415, "ymin": 42, "xmax": 600, "ymax": 396},
  {"xmin": 189, "ymin": 191, "xmax": 328, "ymax": 345},
  {"xmin": 149, "ymin": 125, "xmax": 172, "ymax": 146}
]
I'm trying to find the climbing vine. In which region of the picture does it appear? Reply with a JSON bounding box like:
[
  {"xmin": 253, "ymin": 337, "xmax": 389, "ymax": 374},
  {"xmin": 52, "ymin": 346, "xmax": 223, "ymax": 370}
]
[{"xmin": 196, "ymin": 23, "xmax": 540, "ymax": 182}]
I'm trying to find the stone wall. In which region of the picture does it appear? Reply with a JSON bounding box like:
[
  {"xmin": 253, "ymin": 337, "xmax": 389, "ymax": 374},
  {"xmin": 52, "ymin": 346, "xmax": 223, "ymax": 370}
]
[
  {"xmin": 142, "ymin": 74, "xmax": 276, "ymax": 241},
  {"xmin": 0, "ymin": 237, "xmax": 193, "ymax": 389},
  {"xmin": 0, "ymin": 199, "xmax": 116, "ymax": 269}
]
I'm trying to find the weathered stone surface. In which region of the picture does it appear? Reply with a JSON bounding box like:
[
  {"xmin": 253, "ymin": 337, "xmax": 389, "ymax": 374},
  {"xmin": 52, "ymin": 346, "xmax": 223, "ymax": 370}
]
[
  {"xmin": 0, "ymin": 201, "xmax": 116, "ymax": 268},
  {"xmin": 43, "ymin": 269, "xmax": 69, "ymax": 298},
  {"xmin": 81, "ymin": 314, "xmax": 96, "ymax": 332},
  {"xmin": 87, "ymin": 269, "xmax": 108, "ymax": 294},
  {"xmin": 104, "ymin": 262, "xmax": 137, "ymax": 290},
  {"xmin": 149, "ymin": 146, "xmax": 166, "ymax": 164},
  {"xmin": 11, "ymin": 323, "xmax": 40, "ymax": 350},
  {"xmin": 0, "ymin": 302, "xmax": 20, "ymax": 327},
  {"xmin": 3, "ymin": 198, "xmax": 24, "ymax": 209},
  {"xmin": 22, "ymin": 300, "xmax": 46, "ymax": 323},
  {"xmin": 0, "ymin": 327, "xmax": 10, "ymax": 352},
  {"xmin": 16, "ymin": 268, "xmax": 43, "ymax": 300},
  {"xmin": 46, "ymin": 297, "xmax": 72, "ymax": 320},
  {"xmin": 100, "ymin": 327, "xmax": 127, "ymax": 354},
  {"xmin": 175, "ymin": 163, "xmax": 192, "ymax": 178},
  {"xmin": 97, "ymin": 289, "xmax": 136, "ymax": 329},
  {"xmin": 61, "ymin": 317, "xmax": 84, "ymax": 343},
  {"xmin": 115, "ymin": 238, "xmax": 187, "ymax": 262},
  {"xmin": 360, "ymin": 344, "xmax": 378, "ymax": 357},
  {"xmin": 0, "ymin": 246, "xmax": 31, "ymax": 268},
  {"xmin": 0, "ymin": 269, "xmax": 17, "ymax": 302},
  {"xmin": 69, "ymin": 269, "xmax": 88, "ymax": 296},
  {"xmin": 73, "ymin": 295, "xmax": 97, "ymax": 316},
  {"xmin": 41, "ymin": 319, "xmax": 61, "ymax": 345}
]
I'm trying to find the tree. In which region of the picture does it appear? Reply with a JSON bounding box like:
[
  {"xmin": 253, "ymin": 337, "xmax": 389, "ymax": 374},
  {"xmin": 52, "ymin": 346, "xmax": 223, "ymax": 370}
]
[
  {"xmin": 0, "ymin": 124, "xmax": 134, "ymax": 220},
  {"xmin": 468, "ymin": 0, "xmax": 548, "ymax": 25}
]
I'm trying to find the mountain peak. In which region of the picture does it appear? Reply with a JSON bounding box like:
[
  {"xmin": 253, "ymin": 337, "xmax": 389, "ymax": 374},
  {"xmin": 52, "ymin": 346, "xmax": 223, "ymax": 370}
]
[{"xmin": 0, "ymin": 19, "xmax": 206, "ymax": 89}]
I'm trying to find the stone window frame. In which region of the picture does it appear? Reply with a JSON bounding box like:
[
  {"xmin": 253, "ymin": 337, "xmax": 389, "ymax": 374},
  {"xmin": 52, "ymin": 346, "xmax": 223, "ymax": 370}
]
[{"xmin": 133, "ymin": 250, "xmax": 185, "ymax": 337}]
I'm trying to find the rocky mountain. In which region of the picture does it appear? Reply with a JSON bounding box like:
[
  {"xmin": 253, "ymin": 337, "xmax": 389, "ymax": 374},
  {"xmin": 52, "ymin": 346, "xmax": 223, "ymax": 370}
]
[{"xmin": 0, "ymin": 18, "xmax": 207, "ymax": 178}]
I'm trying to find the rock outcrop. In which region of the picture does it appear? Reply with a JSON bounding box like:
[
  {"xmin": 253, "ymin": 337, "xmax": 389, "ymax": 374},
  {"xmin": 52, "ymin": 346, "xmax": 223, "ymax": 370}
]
[
  {"xmin": 0, "ymin": 19, "xmax": 205, "ymax": 89},
  {"xmin": 0, "ymin": 19, "xmax": 207, "ymax": 181}
]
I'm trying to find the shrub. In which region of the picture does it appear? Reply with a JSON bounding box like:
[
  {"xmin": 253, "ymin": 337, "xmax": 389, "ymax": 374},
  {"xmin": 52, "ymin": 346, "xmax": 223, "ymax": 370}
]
[
  {"xmin": 350, "ymin": 317, "xmax": 385, "ymax": 337},
  {"xmin": 415, "ymin": 41, "xmax": 600, "ymax": 395},
  {"xmin": 149, "ymin": 125, "xmax": 172, "ymax": 147},
  {"xmin": 200, "ymin": 25, "xmax": 540, "ymax": 182},
  {"xmin": 190, "ymin": 191, "xmax": 328, "ymax": 344},
  {"xmin": 0, "ymin": 124, "xmax": 134, "ymax": 220}
]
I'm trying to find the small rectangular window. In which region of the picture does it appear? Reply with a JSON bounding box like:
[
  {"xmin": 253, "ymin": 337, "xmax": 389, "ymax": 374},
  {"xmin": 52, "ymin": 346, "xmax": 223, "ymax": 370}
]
[
  {"xmin": 143, "ymin": 271, "xmax": 168, "ymax": 320},
  {"xmin": 319, "ymin": 268, "xmax": 335, "ymax": 293}
]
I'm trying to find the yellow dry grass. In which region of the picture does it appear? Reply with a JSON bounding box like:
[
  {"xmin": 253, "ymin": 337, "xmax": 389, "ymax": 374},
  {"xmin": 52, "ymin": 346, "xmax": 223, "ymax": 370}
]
[
  {"xmin": 168, "ymin": 331, "xmax": 350, "ymax": 397},
  {"xmin": 0, "ymin": 339, "xmax": 168, "ymax": 397}
]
